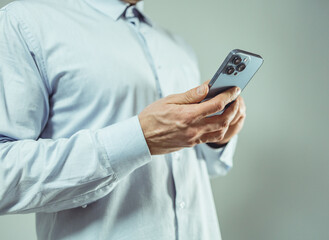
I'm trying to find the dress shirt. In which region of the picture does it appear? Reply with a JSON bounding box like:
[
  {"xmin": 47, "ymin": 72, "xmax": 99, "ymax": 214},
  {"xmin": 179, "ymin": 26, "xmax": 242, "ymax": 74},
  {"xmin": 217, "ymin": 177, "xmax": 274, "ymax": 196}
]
[{"xmin": 0, "ymin": 0, "xmax": 238, "ymax": 239}]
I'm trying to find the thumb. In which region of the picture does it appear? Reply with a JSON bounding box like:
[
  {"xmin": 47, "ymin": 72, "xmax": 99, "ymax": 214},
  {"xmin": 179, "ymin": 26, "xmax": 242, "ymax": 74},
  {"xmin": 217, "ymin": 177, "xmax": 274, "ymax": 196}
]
[{"xmin": 168, "ymin": 82, "xmax": 209, "ymax": 104}]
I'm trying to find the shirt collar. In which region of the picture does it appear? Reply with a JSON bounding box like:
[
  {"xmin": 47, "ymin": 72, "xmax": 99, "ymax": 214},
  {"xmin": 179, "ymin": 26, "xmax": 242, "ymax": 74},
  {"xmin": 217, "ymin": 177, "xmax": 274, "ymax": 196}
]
[{"xmin": 84, "ymin": 0, "xmax": 150, "ymax": 24}]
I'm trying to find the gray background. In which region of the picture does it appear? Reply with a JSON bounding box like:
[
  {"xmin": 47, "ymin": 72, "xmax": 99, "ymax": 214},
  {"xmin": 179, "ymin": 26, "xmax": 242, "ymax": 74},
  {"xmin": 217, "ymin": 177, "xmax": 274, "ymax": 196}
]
[{"xmin": 1, "ymin": 0, "xmax": 328, "ymax": 239}]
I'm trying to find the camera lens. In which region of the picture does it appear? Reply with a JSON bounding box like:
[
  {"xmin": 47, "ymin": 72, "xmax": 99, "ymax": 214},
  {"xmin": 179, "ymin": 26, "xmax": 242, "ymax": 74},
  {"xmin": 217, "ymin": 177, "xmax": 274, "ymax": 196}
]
[
  {"xmin": 225, "ymin": 66, "xmax": 235, "ymax": 75},
  {"xmin": 236, "ymin": 63, "xmax": 246, "ymax": 72},
  {"xmin": 232, "ymin": 56, "xmax": 242, "ymax": 65}
]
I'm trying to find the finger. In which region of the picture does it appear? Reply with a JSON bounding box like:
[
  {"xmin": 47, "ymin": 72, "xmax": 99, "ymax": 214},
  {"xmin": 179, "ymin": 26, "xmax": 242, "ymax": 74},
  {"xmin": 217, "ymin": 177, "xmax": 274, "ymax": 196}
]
[
  {"xmin": 197, "ymin": 100, "xmax": 240, "ymax": 134},
  {"xmin": 199, "ymin": 129, "xmax": 228, "ymax": 144},
  {"xmin": 230, "ymin": 97, "xmax": 246, "ymax": 125},
  {"xmin": 166, "ymin": 82, "xmax": 209, "ymax": 104},
  {"xmin": 194, "ymin": 86, "xmax": 241, "ymax": 117},
  {"xmin": 203, "ymin": 79, "xmax": 211, "ymax": 85},
  {"xmin": 200, "ymin": 115, "xmax": 245, "ymax": 144},
  {"xmin": 222, "ymin": 115, "xmax": 246, "ymax": 140}
]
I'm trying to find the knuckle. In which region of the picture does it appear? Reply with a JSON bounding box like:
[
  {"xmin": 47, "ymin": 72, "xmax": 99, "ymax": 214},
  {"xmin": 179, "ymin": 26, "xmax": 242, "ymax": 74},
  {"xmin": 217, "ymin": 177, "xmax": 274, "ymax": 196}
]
[
  {"xmin": 203, "ymin": 125, "xmax": 212, "ymax": 134},
  {"xmin": 214, "ymin": 101, "xmax": 224, "ymax": 112},
  {"xmin": 238, "ymin": 117, "xmax": 245, "ymax": 125},
  {"xmin": 237, "ymin": 107, "xmax": 243, "ymax": 116},
  {"xmin": 218, "ymin": 128, "xmax": 226, "ymax": 138},
  {"xmin": 222, "ymin": 119, "xmax": 230, "ymax": 129},
  {"xmin": 216, "ymin": 133, "xmax": 225, "ymax": 142},
  {"xmin": 176, "ymin": 121, "xmax": 188, "ymax": 130},
  {"xmin": 175, "ymin": 116, "xmax": 188, "ymax": 129}
]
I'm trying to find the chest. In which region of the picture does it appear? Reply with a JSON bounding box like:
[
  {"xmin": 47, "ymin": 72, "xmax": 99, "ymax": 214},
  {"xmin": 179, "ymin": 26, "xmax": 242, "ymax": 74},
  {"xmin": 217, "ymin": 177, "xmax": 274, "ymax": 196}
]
[{"xmin": 36, "ymin": 10, "xmax": 200, "ymax": 134}]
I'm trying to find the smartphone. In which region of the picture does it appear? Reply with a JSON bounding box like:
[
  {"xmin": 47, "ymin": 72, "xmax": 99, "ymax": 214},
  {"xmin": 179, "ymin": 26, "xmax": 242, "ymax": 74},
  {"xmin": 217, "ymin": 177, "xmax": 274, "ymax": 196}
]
[{"xmin": 204, "ymin": 49, "xmax": 263, "ymax": 114}]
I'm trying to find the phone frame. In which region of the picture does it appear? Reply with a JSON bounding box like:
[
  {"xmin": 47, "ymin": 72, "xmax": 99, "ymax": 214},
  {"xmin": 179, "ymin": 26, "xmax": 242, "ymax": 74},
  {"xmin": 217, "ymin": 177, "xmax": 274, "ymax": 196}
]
[{"xmin": 205, "ymin": 49, "xmax": 263, "ymax": 101}]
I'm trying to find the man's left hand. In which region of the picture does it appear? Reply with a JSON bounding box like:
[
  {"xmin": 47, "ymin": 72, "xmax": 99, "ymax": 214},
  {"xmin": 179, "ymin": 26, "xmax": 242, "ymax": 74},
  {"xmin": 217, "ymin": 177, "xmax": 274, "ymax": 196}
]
[{"xmin": 209, "ymin": 96, "xmax": 246, "ymax": 146}]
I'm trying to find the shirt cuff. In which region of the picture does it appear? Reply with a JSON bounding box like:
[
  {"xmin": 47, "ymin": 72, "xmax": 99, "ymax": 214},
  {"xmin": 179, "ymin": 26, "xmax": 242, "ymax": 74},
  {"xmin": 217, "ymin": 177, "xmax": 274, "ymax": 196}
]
[
  {"xmin": 95, "ymin": 116, "xmax": 152, "ymax": 181},
  {"xmin": 199, "ymin": 135, "xmax": 238, "ymax": 176}
]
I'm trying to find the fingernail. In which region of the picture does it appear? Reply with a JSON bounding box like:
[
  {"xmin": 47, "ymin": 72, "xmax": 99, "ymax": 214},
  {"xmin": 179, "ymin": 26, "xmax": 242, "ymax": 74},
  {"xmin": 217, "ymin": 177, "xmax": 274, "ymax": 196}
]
[{"xmin": 197, "ymin": 85, "xmax": 206, "ymax": 95}]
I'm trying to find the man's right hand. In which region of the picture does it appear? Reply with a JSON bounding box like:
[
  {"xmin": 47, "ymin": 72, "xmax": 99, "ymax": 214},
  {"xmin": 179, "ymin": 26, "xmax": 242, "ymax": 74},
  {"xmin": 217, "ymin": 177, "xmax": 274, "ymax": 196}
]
[{"xmin": 138, "ymin": 83, "xmax": 241, "ymax": 155}]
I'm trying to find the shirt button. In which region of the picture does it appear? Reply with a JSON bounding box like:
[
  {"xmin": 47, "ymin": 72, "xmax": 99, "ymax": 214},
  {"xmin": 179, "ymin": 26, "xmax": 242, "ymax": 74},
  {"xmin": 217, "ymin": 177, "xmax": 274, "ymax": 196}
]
[
  {"xmin": 82, "ymin": 204, "xmax": 87, "ymax": 208},
  {"xmin": 179, "ymin": 201, "xmax": 186, "ymax": 209}
]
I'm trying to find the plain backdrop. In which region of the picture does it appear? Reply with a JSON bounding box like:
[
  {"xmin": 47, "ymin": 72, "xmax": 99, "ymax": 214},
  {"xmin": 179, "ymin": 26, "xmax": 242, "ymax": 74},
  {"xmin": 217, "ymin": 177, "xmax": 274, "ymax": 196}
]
[{"xmin": 1, "ymin": 0, "xmax": 328, "ymax": 239}]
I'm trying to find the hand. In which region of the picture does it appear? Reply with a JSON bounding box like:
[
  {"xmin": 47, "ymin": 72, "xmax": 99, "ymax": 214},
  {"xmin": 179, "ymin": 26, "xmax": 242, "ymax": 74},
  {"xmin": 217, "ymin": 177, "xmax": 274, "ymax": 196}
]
[
  {"xmin": 208, "ymin": 96, "xmax": 246, "ymax": 147},
  {"xmin": 138, "ymin": 82, "xmax": 242, "ymax": 155}
]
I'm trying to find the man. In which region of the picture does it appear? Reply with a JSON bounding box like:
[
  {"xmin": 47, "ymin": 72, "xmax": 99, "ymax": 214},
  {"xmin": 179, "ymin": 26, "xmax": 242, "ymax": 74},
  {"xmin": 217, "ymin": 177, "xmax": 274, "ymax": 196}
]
[{"xmin": 0, "ymin": 0, "xmax": 246, "ymax": 239}]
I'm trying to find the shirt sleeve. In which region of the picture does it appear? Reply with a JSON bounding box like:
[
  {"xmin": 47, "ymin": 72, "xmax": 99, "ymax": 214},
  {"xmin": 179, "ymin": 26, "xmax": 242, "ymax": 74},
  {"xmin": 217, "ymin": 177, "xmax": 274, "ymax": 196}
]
[
  {"xmin": 0, "ymin": 7, "xmax": 151, "ymax": 215},
  {"xmin": 195, "ymin": 135, "xmax": 238, "ymax": 178}
]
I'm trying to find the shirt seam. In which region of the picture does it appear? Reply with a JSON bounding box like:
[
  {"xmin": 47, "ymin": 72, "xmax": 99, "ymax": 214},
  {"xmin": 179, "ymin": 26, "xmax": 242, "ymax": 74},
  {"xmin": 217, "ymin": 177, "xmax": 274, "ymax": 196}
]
[
  {"xmin": 23, "ymin": 181, "xmax": 116, "ymax": 214},
  {"xmin": 4, "ymin": 6, "xmax": 52, "ymax": 95}
]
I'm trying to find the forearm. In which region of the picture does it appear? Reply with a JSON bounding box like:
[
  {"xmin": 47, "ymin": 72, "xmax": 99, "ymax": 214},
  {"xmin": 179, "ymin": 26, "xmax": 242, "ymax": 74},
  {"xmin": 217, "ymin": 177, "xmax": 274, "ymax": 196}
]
[{"xmin": 0, "ymin": 116, "xmax": 151, "ymax": 214}]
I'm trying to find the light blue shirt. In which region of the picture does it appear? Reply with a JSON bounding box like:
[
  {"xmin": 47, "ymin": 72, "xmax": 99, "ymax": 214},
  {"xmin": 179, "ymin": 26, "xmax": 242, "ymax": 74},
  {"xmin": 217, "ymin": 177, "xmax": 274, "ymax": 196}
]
[{"xmin": 0, "ymin": 0, "xmax": 238, "ymax": 239}]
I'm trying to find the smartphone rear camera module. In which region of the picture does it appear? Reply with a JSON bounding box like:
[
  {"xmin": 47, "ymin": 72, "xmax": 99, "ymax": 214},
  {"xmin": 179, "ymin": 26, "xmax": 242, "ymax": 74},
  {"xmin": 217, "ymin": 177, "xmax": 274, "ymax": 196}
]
[
  {"xmin": 225, "ymin": 66, "xmax": 235, "ymax": 75},
  {"xmin": 232, "ymin": 56, "xmax": 242, "ymax": 65},
  {"xmin": 236, "ymin": 63, "xmax": 246, "ymax": 72}
]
